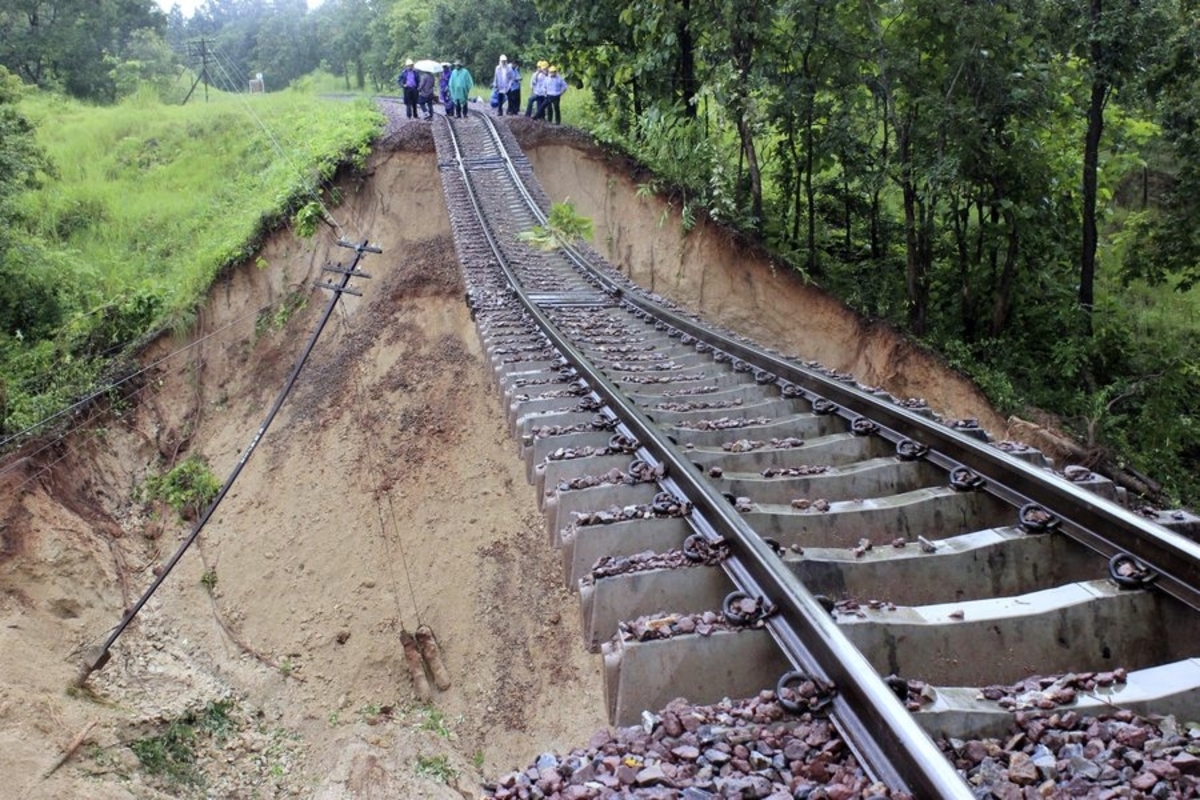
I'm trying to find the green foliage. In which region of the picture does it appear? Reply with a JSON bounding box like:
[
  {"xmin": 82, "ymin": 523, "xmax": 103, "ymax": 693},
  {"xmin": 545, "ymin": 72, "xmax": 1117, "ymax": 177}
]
[
  {"xmin": 553, "ymin": 0, "xmax": 1200, "ymax": 505},
  {"xmin": 1, "ymin": 88, "xmax": 380, "ymax": 441},
  {"xmin": 413, "ymin": 704, "xmax": 459, "ymax": 739},
  {"xmin": 130, "ymin": 721, "xmax": 200, "ymax": 786},
  {"xmin": 518, "ymin": 199, "xmax": 593, "ymax": 250},
  {"xmin": 293, "ymin": 201, "xmax": 326, "ymax": 238},
  {"xmin": 144, "ymin": 455, "xmax": 221, "ymax": 521},
  {"xmin": 129, "ymin": 699, "xmax": 236, "ymax": 788},
  {"xmin": 0, "ymin": 1, "xmax": 169, "ymax": 102},
  {"xmin": 105, "ymin": 29, "xmax": 182, "ymax": 103},
  {"xmin": 200, "ymin": 567, "xmax": 218, "ymax": 593},
  {"xmin": 256, "ymin": 289, "xmax": 309, "ymax": 339},
  {"xmin": 414, "ymin": 754, "xmax": 459, "ymax": 783}
]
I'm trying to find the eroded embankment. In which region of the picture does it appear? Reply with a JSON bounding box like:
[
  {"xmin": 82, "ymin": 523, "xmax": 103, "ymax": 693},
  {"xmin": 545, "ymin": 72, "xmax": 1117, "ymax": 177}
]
[
  {"xmin": 526, "ymin": 143, "xmax": 1007, "ymax": 436},
  {"xmin": 0, "ymin": 140, "xmax": 602, "ymax": 798},
  {"xmin": 0, "ymin": 122, "xmax": 1014, "ymax": 798}
]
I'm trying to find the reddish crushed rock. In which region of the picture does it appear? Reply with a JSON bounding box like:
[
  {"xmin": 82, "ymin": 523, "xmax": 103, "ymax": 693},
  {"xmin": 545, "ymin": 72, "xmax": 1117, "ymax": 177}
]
[
  {"xmin": 484, "ymin": 695, "xmax": 910, "ymax": 799},
  {"xmin": 942, "ymin": 708, "xmax": 1200, "ymax": 797}
]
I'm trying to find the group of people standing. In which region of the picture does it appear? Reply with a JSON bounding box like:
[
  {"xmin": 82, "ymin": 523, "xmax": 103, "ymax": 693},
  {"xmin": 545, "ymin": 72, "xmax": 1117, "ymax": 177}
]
[
  {"xmin": 529, "ymin": 60, "xmax": 568, "ymax": 124},
  {"xmin": 397, "ymin": 54, "xmax": 567, "ymax": 123},
  {"xmin": 396, "ymin": 59, "xmax": 475, "ymax": 119}
]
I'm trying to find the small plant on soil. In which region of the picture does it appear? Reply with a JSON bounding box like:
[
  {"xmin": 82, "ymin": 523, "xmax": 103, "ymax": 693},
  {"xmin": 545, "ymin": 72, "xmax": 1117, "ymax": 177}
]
[
  {"xmin": 415, "ymin": 753, "xmax": 459, "ymax": 783},
  {"xmin": 128, "ymin": 699, "xmax": 236, "ymax": 788},
  {"xmin": 414, "ymin": 704, "xmax": 458, "ymax": 739},
  {"xmin": 142, "ymin": 454, "xmax": 221, "ymax": 520},
  {"xmin": 200, "ymin": 567, "xmax": 218, "ymax": 592},
  {"xmin": 358, "ymin": 702, "xmax": 395, "ymax": 725},
  {"xmin": 518, "ymin": 199, "xmax": 593, "ymax": 251},
  {"xmin": 254, "ymin": 288, "xmax": 307, "ymax": 338}
]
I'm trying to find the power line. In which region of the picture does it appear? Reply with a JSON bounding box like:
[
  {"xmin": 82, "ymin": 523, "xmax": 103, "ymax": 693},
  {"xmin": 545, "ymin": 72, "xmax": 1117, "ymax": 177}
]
[
  {"xmin": 76, "ymin": 239, "xmax": 381, "ymax": 686},
  {"xmin": 181, "ymin": 38, "xmax": 214, "ymax": 104}
]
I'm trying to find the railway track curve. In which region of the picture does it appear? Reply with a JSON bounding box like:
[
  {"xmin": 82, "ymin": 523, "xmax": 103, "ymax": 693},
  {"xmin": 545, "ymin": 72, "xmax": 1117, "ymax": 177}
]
[{"xmin": 430, "ymin": 110, "xmax": 1200, "ymax": 797}]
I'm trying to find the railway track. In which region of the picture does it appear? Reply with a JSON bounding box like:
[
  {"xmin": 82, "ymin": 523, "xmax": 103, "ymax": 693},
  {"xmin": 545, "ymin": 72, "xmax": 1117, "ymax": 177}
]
[{"xmin": 430, "ymin": 110, "xmax": 1200, "ymax": 796}]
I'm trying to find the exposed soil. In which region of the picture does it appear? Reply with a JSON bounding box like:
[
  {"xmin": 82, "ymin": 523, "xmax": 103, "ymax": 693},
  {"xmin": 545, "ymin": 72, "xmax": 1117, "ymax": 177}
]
[{"xmin": 0, "ymin": 115, "xmax": 1008, "ymax": 798}]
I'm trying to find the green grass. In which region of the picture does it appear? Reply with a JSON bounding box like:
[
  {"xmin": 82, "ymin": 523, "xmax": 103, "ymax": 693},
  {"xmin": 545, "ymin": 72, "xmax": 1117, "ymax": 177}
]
[
  {"xmin": 414, "ymin": 753, "xmax": 459, "ymax": 783},
  {"xmin": 19, "ymin": 87, "xmax": 380, "ymax": 319},
  {"xmin": 129, "ymin": 699, "xmax": 237, "ymax": 788},
  {"xmin": 2, "ymin": 83, "xmax": 381, "ymax": 439}
]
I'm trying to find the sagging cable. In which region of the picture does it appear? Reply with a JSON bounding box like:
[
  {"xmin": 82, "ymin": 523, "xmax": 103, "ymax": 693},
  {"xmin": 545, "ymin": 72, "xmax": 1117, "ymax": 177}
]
[{"xmin": 75, "ymin": 239, "xmax": 381, "ymax": 686}]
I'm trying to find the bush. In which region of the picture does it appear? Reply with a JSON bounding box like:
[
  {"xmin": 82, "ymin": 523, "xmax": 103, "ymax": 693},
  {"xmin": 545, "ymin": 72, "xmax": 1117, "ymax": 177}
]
[{"xmin": 144, "ymin": 455, "xmax": 222, "ymax": 520}]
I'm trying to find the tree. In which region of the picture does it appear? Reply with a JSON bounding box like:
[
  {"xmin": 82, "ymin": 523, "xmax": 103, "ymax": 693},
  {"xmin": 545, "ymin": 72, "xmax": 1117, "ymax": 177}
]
[
  {"xmin": 423, "ymin": 0, "xmax": 541, "ymax": 75},
  {"xmin": 1125, "ymin": 9, "xmax": 1200, "ymax": 290},
  {"xmin": 0, "ymin": 66, "xmax": 60, "ymax": 340},
  {"xmin": 0, "ymin": 0, "xmax": 167, "ymax": 101},
  {"xmin": 252, "ymin": 0, "xmax": 318, "ymax": 89},
  {"xmin": 312, "ymin": 0, "xmax": 378, "ymax": 90},
  {"xmin": 106, "ymin": 27, "xmax": 181, "ymax": 100},
  {"xmin": 1043, "ymin": 0, "xmax": 1173, "ymax": 330}
]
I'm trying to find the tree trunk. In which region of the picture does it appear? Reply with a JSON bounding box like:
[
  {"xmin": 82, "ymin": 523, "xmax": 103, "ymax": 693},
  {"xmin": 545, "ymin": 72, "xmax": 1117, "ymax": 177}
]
[
  {"xmin": 900, "ymin": 124, "xmax": 928, "ymax": 335},
  {"xmin": 804, "ymin": 111, "xmax": 817, "ymax": 271},
  {"xmin": 737, "ymin": 114, "xmax": 764, "ymax": 232},
  {"xmin": 871, "ymin": 99, "xmax": 889, "ymax": 261},
  {"xmin": 1080, "ymin": 0, "xmax": 1106, "ymax": 335},
  {"xmin": 950, "ymin": 195, "xmax": 973, "ymax": 341},
  {"xmin": 990, "ymin": 210, "xmax": 1020, "ymax": 336},
  {"xmin": 678, "ymin": 0, "xmax": 697, "ymax": 118},
  {"xmin": 842, "ymin": 171, "xmax": 852, "ymax": 254}
]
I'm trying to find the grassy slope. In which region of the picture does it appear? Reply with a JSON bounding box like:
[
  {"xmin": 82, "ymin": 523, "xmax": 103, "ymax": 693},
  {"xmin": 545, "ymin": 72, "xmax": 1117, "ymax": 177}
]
[
  {"xmin": 21, "ymin": 87, "xmax": 380, "ymax": 314},
  {"xmin": 2, "ymin": 86, "xmax": 381, "ymax": 437}
]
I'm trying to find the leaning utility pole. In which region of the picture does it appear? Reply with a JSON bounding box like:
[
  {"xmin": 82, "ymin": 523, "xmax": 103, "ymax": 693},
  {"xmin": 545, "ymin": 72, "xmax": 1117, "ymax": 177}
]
[{"xmin": 182, "ymin": 38, "xmax": 212, "ymax": 105}]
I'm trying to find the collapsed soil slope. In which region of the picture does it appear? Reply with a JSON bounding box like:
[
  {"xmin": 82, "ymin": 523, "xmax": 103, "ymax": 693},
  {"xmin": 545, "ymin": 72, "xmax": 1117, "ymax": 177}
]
[
  {"xmin": 1, "ymin": 136, "xmax": 602, "ymax": 798},
  {"xmin": 526, "ymin": 142, "xmax": 1006, "ymax": 435},
  {"xmin": 0, "ymin": 119, "xmax": 1007, "ymax": 798}
]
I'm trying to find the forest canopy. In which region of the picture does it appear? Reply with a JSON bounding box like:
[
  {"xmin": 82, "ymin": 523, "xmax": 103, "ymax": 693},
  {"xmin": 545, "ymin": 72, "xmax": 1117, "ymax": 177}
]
[{"xmin": 0, "ymin": 0, "xmax": 1198, "ymax": 505}]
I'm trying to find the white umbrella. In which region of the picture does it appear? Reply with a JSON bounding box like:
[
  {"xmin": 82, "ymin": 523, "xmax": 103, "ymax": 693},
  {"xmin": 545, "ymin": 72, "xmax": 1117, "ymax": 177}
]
[{"xmin": 413, "ymin": 59, "xmax": 444, "ymax": 74}]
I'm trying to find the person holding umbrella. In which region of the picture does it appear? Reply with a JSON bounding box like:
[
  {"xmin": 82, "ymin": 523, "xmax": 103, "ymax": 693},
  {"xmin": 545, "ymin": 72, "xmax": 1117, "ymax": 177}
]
[
  {"xmin": 417, "ymin": 68, "xmax": 435, "ymax": 120},
  {"xmin": 410, "ymin": 59, "xmax": 441, "ymax": 120},
  {"xmin": 448, "ymin": 60, "xmax": 474, "ymax": 118}
]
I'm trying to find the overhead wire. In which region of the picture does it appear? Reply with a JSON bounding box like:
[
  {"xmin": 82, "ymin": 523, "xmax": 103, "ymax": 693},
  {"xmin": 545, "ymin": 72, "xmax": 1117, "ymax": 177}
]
[
  {"xmin": 0, "ymin": 294, "xmax": 310, "ymax": 508},
  {"xmin": 202, "ymin": 42, "xmax": 360, "ymax": 243},
  {"xmin": 76, "ymin": 242, "xmax": 379, "ymax": 683},
  {"xmin": 4, "ymin": 34, "xmax": 391, "ymax": 678},
  {"xmin": 1, "ymin": 299, "xmax": 272, "ymax": 459}
]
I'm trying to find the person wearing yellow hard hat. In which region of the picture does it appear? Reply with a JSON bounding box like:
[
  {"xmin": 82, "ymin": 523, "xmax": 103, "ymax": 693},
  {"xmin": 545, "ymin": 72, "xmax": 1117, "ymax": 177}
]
[
  {"xmin": 526, "ymin": 61, "xmax": 550, "ymax": 117},
  {"xmin": 539, "ymin": 65, "xmax": 567, "ymax": 124}
]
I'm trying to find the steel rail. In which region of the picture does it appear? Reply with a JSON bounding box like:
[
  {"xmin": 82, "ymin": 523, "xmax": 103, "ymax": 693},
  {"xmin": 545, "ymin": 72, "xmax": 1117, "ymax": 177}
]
[
  {"xmin": 617, "ymin": 303, "xmax": 1200, "ymax": 613},
  {"xmin": 452, "ymin": 115, "xmax": 975, "ymax": 797},
  {"xmin": 473, "ymin": 116, "xmax": 1200, "ymax": 614}
]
